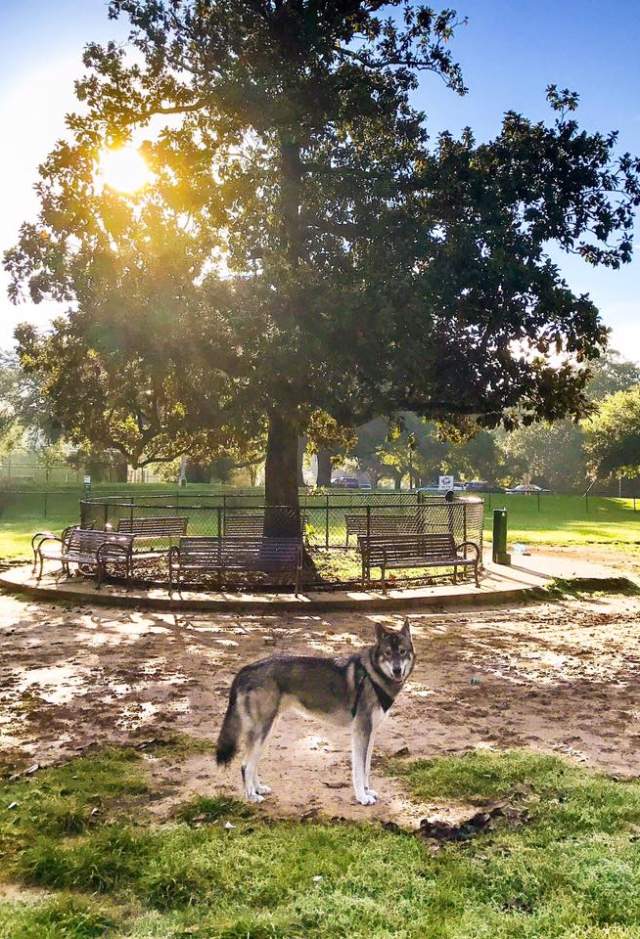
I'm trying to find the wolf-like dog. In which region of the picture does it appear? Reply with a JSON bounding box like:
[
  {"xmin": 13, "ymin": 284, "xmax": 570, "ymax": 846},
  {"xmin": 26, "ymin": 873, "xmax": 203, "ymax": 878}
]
[{"xmin": 216, "ymin": 620, "xmax": 415, "ymax": 805}]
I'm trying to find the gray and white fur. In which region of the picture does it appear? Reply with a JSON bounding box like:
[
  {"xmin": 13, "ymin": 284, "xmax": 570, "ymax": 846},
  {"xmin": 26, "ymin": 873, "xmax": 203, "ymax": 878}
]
[{"xmin": 216, "ymin": 620, "xmax": 415, "ymax": 805}]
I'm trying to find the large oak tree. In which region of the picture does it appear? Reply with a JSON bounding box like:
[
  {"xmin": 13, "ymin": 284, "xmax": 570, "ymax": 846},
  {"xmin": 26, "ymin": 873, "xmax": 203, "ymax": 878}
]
[{"xmin": 5, "ymin": 1, "xmax": 640, "ymax": 531}]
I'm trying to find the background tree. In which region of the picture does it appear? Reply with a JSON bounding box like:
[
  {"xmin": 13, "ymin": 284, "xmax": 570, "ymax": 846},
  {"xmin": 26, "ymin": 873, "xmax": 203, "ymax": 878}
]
[
  {"xmin": 585, "ymin": 349, "xmax": 640, "ymax": 401},
  {"xmin": 351, "ymin": 414, "xmax": 449, "ymax": 488},
  {"xmin": 584, "ymin": 385, "xmax": 640, "ymax": 480},
  {"xmin": 5, "ymin": 1, "xmax": 640, "ymax": 533},
  {"xmin": 496, "ymin": 421, "xmax": 587, "ymax": 491},
  {"xmin": 305, "ymin": 412, "xmax": 357, "ymax": 488},
  {"xmin": 448, "ymin": 430, "xmax": 504, "ymax": 484}
]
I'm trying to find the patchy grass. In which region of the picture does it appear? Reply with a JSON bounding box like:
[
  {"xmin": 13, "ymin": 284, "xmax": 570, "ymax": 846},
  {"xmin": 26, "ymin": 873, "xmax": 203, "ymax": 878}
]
[
  {"xmin": 132, "ymin": 734, "xmax": 214, "ymax": 761},
  {"xmin": 4, "ymin": 747, "xmax": 640, "ymax": 936},
  {"xmin": 545, "ymin": 576, "xmax": 640, "ymax": 599},
  {"xmin": 174, "ymin": 795, "xmax": 254, "ymax": 826},
  {"xmin": 0, "ymin": 748, "xmax": 148, "ymax": 872},
  {"xmin": 0, "ymin": 894, "xmax": 116, "ymax": 939}
]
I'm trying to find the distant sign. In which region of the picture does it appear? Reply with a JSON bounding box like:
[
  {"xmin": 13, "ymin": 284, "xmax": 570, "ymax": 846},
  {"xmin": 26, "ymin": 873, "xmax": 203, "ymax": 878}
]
[
  {"xmin": 438, "ymin": 475, "xmax": 454, "ymax": 491},
  {"xmin": 83, "ymin": 475, "xmax": 91, "ymax": 487}
]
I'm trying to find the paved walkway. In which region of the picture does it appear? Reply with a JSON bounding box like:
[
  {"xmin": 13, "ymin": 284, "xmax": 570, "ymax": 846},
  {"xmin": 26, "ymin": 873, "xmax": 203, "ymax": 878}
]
[{"xmin": 1, "ymin": 548, "xmax": 634, "ymax": 612}]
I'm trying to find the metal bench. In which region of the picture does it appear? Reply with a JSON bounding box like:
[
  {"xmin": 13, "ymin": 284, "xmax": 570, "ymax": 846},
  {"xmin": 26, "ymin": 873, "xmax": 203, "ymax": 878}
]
[
  {"xmin": 116, "ymin": 516, "xmax": 188, "ymax": 549},
  {"xmin": 169, "ymin": 536, "xmax": 303, "ymax": 594},
  {"xmin": 33, "ymin": 527, "xmax": 135, "ymax": 587},
  {"xmin": 344, "ymin": 513, "xmax": 419, "ymax": 546},
  {"xmin": 358, "ymin": 533, "xmax": 480, "ymax": 590}
]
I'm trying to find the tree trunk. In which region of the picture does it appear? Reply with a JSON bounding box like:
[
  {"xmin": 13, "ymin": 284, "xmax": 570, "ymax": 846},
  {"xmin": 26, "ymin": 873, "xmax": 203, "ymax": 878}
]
[
  {"xmin": 264, "ymin": 411, "xmax": 303, "ymax": 537},
  {"xmin": 316, "ymin": 448, "xmax": 332, "ymax": 487},
  {"xmin": 297, "ymin": 436, "xmax": 307, "ymax": 488},
  {"xmin": 186, "ymin": 461, "xmax": 210, "ymax": 484},
  {"xmin": 263, "ymin": 414, "xmax": 317, "ymax": 579}
]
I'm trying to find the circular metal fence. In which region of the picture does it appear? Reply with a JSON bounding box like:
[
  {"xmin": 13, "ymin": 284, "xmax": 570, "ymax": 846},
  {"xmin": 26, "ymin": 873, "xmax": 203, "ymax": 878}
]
[{"xmin": 78, "ymin": 492, "xmax": 484, "ymax": 589}]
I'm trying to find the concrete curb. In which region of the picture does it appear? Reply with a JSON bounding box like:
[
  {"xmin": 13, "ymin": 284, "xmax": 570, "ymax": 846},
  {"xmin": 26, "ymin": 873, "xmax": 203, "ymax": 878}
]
[
  {"xmin": 3, "ymin": 565, "xmax": 635, "ymax": 614},
  {"xmin": 0, "ymin": 565, "xmax": 549, "ymax": 612}
]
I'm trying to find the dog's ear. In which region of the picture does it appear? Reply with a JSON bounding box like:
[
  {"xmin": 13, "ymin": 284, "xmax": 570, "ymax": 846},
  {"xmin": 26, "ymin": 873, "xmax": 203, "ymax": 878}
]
[
  {"xmin": 400, "ymin": 618, "xmax": 411, "ymax": 638},
  {"xmin": 375, "ymin": 622, "xmax": 388, "ymax": 645}
]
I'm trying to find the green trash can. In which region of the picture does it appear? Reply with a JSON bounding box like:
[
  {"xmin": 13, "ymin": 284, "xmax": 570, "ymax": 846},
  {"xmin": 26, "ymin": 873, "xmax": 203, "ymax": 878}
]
[{"xmin": 492, "ymin": 508, "xmax": 511, "ymax": 566}]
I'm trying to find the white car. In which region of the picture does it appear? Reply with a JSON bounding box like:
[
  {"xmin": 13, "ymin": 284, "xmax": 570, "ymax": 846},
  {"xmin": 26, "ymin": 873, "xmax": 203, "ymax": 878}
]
[{"xmin": 505, "ymin": 484, "xmax": 550, "ymax": 494}]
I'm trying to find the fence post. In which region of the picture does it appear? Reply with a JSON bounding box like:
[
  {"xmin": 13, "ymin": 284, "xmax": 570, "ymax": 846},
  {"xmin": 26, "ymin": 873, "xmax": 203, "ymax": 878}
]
[
  {"xmin": 463, "ymin": 502, "xmax": 467, "ymax": 558},
  {"xmin": 325, "ymin": 494, "xmax": 330, "ymax": 548},
  {"xmin": 366, "ymin": 504, "xmax": 371, "ymax": 541},
  {"xmin": 43, "ymin": 491, "xmax": 48, "ymax": 519},
  {"xmin": 537, "ymin": 491, "xmax": 541, "ymax": 513},
  {"xmin": 223, "ymin": 495, "xmax": 227, "ymax": 535},
  {"xmin": 103, "ymin": 502, "xmax": 109, "ymax": 531}
]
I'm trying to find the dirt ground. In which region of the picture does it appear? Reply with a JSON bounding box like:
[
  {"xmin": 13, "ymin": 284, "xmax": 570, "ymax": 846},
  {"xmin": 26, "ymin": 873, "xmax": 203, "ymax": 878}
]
[{"xmin": 2, "ymin": 566, "xmax": 640, "ymax": 826}]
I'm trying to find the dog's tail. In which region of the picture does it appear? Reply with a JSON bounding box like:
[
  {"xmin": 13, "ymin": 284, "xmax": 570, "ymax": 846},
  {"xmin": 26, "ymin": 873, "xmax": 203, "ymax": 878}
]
[{"xmin": 216, "ymin": 680, "xmax": 241, "ymax": 766}]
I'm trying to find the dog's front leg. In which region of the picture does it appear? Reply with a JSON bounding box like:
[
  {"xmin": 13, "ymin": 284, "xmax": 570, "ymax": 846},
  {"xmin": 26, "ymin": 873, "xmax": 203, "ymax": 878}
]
[
  {"xmin": 364, "ymin": 727, "xmax": 377, "ymax": 800},
  {"xmin": 352, "ymin": 712, "xmax": 376, "ymax": 805}
]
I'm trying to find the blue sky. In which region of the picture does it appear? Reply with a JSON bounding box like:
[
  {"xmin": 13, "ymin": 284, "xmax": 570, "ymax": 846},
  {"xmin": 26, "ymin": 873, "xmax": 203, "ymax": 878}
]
[{"xmin": 0, "ymin": 0, "xmax": 638, "ymax": 357}]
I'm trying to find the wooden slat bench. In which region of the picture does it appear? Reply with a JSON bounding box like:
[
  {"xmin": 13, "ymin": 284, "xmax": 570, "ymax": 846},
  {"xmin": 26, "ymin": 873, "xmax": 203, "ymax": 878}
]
[
  {"xmin": 33, "ymin": 528, "xmax": 135, "ymax": 587},
  {"xmin": 358, "ymin": 533, "xmax": 480, "ymax": 590},
  {"xmin": 344, "ymin": 513, "xmax": 419, "ymax": 546},
  {"xmin": 169, "ymin": 536, "xmax": 303, "ymax": 594},
  {"xmin": 116, "ymin": 516, "xmax": 188, "ymax": 548}
]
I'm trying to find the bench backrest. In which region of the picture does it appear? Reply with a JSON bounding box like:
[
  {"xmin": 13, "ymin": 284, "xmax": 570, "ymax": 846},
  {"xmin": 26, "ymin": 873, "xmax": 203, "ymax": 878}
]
[
  {"xmin": 224, "ymin": 515, "xmax": 266, "ymax": 536},
  {"xmin": 65, "ymin": 528, "xmax": 134, "ymax": 553},
  {"xmin": 345, "ymin": 514, "xmax": 419, "ymax": 535},
  {"xmin": 224, "ymin": 514, "xmax": 309, "ymax": 537},
  {"xmin": 358, "ymin": 532, "xmax": 457, "ymax": 563},
  {"xmin": 178, "ymin": 536, "xmax": 301, "ymax": 569},
  {"xmin": 117, "ymin": 516, "xmax": 188, "ymax": 537}
]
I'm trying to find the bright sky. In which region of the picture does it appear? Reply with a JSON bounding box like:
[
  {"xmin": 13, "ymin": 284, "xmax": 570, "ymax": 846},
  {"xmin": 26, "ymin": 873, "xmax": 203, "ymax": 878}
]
[{"xmin": 0, "ymin": 0, "xmax": 638, "ymax": 358}]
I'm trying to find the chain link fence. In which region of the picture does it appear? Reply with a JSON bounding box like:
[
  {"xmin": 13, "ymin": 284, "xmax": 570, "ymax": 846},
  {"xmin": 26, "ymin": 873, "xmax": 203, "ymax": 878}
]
[{"xmin": 78, "ymin": 491, "xmax": 483, "ymax": 552}]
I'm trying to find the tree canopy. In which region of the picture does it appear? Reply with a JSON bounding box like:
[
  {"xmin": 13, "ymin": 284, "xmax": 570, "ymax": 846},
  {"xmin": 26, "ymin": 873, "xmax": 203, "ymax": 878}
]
[
  {"xmin": 5, "ymin": 1, "xmax": 640, "ymax": 520},
  {"xmin": 584, "ymin": 385, "xmax": 640, "ymax": 479}
]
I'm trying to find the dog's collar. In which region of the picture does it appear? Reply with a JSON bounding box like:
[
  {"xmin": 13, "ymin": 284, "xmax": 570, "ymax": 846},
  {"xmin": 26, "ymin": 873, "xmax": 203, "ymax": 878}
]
[{"xmin": 351, "ymin": 658, "xmax": 395, "ymax": 716}]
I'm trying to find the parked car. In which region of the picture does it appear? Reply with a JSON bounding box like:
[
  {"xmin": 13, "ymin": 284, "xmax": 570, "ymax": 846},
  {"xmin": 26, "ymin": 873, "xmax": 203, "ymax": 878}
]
[
  {"xmin": 505, "ymin": 484, "xmax": 551, "ymax": 494},
  {"xmin": 464, "ymin": 480, "xmax": 505, "ymax": 494},
  {"xmin": 331, "ymin": 476, "xmax": 362, "ymax": 489},
  {"xmin": 417, "ymin": 483, "xmax": 465, "ymax": 495}
]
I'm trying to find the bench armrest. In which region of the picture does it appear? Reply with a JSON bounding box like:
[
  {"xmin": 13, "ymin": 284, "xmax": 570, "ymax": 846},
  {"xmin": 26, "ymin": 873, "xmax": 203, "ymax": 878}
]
[
  {"xmin": 456, "ymin": 541, "xmax": 480, "ymax": 561},
  {"xmin": 32, "ymin": 530, "xmax": 58, "ymax": 556},
  {"xmin": 96, "ymin": 542, "xmax": 132, "ymax": 564},
  {"xmin": 36, "ymin": 534, "xmax": 64, "ymax": 554}
]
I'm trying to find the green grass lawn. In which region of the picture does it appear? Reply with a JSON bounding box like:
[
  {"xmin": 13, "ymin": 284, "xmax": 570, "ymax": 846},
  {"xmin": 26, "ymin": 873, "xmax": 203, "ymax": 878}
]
[
  {"xmin": 3, "ymin": 745, "xmax": 640, "ymax": 937},
  {"xmin": 485, "ymin": 494, "xmax": 640, "ymax": 546}
]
